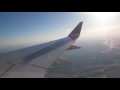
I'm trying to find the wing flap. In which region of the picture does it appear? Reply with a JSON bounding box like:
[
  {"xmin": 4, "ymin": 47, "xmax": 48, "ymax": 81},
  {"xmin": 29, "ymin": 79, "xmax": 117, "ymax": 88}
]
[
  {"xmin": 0, "ymin": 64, "xmax": 47, "ymax": 78},
  {"xmin": 0, "ymin": 63, "xmax": 14, "ymax": 77},
  {"xmin": 67, "ymin": 45, "xmax": 81, "ymax": 51}
]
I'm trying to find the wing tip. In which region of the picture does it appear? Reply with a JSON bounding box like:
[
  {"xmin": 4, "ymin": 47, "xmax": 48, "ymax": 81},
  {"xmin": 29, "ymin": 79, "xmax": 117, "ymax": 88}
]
[{"xmin": 68, "ymin": 21, "xmax": 83, "ymax": 40}]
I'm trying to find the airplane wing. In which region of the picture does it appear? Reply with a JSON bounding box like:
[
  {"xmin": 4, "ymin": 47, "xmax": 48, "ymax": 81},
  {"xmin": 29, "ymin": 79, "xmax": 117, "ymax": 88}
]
[{"xmin": 0, "ymin": 22, "xmax": 83, "ymax": 78}]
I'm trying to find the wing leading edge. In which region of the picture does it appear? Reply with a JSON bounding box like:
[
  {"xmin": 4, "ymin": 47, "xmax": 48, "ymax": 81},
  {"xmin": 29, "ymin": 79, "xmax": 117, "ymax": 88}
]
[{"xmin": 0, "ymin": 22, "xmax": 83, "ymax": 78}]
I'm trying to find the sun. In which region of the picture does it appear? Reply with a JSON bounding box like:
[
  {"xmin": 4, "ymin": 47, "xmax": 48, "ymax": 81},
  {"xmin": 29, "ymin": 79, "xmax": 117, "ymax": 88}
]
[
  {"xmin": 87, "ymin": 12, "xmax": 116, "ymax": 36},
  {"xmin": 79, "ymin": 12, "xmax": 116, "ymax": 36},
  {"xmin": 79, "ymin": 12, "xmax": 116, "ymax": 22},
  {"xmin": 91, "ymin": 12, "xmax": 115, "ymax": 20},
  {"xmin": 90, "ymin": 12, "xmax": 116, "ymax": 33}
]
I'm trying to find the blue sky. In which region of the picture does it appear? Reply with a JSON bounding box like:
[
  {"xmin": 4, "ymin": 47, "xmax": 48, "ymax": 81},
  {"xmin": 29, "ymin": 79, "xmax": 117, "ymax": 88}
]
[
  {"xmin": 0, "ymin": 12, "xmax": 120, "ymax": 53},
  {"xmin": 0, "ymin": 12, "xmax": 82, "ymax": 50},
  {"xmin": 0, "ymin": 12, "xmax": 82, "ymax": 41}
]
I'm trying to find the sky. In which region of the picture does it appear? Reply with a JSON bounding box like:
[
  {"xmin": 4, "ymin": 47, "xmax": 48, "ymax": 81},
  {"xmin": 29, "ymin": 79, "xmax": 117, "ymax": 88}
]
[{"xmin": 0, "ymin": 12, "xmax": 120, "ymax": 53}]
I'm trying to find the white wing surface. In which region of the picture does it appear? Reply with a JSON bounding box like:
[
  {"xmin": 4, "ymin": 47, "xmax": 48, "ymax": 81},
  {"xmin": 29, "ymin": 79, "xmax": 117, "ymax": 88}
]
[{"xmin": 0, "ymin": 22, "xmax": 83, "ymax": 78}]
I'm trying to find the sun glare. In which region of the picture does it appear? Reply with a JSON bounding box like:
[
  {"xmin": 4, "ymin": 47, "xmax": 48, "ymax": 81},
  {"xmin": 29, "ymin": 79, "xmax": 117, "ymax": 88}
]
[
  {"xmin": 91, "ymin": 12, "xmax": 115, "ymax": 20},
  {"xmin": 90, "ymin": 12, "xmax": 116, "ymax": 35},
  {"xmin": 79, "ymin": 12, "xmax": 117, "ymax": 36}
]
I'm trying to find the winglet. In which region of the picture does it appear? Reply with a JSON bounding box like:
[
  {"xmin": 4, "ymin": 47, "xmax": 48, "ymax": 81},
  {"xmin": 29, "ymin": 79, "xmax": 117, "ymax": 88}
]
[{"xmin": 68, "ymin": 22, "xmax": 83, "ymax": 40}]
